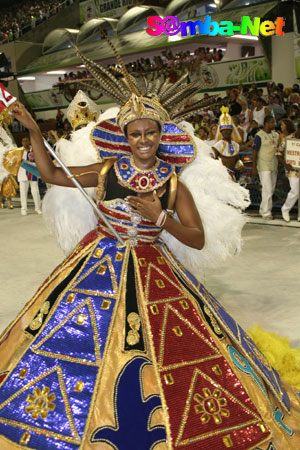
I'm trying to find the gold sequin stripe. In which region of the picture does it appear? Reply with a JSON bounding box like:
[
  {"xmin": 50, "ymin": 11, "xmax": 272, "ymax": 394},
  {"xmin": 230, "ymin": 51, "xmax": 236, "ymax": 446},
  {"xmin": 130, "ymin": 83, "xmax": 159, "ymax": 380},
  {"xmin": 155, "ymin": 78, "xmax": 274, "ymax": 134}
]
[
  {"xmin": 32, "ymin": 298, "xmax": 101, "ymax": 367},
  {"xmin": 0, "ymin": 239, "xmax": 98, "ymax": 346},
  {"xmin": 0, "ymin": 366, "xmax": 80, "ymax": 444},
  {"xmin": 131, "ymin": 248, "xmax": 173, "ymax": 450},
  {"xmin": 0, "ymin": 418, "xmax": 80, "ymax": 446},
  {"xmin": 70, "ymin": 254, "xmax": 119, "ymax": 298},
  {"xmin": 146, "ymin": 296, "xmax": 187, "ymax": 306},
  {"xmin": 163, "ymin": 246, "xmax": 288, "ymax": 413},
  {"xmin": 79, "ymin": 242, "xmax": 130, "ymax": 450}
]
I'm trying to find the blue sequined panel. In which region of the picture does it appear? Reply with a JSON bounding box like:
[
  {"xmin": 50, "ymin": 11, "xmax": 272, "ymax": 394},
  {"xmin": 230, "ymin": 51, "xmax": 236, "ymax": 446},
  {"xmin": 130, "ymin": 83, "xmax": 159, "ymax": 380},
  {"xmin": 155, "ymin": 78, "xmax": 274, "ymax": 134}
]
[{"xmin": 0, "ymin": 237, "xmax": 125, "ymax": 450}]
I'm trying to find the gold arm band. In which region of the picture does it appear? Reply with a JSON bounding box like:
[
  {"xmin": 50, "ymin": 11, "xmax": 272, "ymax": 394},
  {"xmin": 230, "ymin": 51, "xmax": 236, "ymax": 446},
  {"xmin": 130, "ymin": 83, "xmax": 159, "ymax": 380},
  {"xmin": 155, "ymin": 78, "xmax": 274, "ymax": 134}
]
[
  {"xmin": 96, "ymin": 157, "xmax": 118, "ymax": 201},
  {"xmin": 167, "ymin": 172, "xmax": 178, "ymax": 212},
  {"xmin": 67, "ymin": 170, "xmax": 99, "ymax": 179}
]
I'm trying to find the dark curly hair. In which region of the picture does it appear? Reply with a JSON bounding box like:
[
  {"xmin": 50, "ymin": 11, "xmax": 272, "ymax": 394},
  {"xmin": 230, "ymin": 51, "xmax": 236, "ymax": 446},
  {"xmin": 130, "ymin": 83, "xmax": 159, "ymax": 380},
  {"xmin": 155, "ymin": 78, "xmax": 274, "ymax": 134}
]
[{"xmin": 282, "ymin": 118, "xmax": 295, "ymax": 135}]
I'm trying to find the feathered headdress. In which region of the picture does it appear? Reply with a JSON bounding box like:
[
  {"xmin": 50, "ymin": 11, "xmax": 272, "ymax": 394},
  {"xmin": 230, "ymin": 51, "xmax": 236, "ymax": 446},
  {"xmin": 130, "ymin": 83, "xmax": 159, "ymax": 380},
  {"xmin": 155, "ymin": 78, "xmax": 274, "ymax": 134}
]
[
  {"xmin": 63, "ymin": 39, "xmax": 221, "ymax": 172},
  {"xmin": 70, "ymin": 40, "xmax": 218, "ymax": 126}
]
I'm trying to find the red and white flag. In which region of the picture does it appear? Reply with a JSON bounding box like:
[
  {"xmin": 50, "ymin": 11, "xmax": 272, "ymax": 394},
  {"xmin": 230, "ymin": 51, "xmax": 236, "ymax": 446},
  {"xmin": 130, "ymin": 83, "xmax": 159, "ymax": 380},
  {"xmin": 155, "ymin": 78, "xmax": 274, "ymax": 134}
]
[{"xmin": 0, "ymin": 82, "xmax": 16, "ymax": 115}]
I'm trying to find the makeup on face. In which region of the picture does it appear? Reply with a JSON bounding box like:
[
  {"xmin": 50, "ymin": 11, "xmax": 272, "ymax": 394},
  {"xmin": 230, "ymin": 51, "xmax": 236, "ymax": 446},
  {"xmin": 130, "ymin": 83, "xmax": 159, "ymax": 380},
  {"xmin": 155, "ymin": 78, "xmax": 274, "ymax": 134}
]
[{"xmin": 127, "ymin": 119, "xmax": 161, "ymax": 168}]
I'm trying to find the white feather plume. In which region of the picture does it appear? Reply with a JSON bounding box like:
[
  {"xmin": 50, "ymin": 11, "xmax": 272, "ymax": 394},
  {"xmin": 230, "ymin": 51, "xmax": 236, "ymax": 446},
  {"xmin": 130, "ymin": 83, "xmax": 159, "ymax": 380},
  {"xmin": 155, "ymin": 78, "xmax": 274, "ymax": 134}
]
[
  {"xmin": 160, "ymin": 123, "xmax": 250, "ymax": 277},
  {"xmin": 42, "ymin": 185, "xmax": 98, "ymax": 254},
  {"xmin": 42, "ymin": 107, "xmax": 120, "ymax": 255}
]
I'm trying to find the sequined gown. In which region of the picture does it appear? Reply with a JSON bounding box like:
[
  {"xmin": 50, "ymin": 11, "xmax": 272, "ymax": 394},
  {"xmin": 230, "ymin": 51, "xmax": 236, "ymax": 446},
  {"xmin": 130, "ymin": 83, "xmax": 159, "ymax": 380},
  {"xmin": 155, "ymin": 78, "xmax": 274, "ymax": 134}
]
[{"xmin": 0, "ymin": 161, "xmax": 300, "ymax": 450}]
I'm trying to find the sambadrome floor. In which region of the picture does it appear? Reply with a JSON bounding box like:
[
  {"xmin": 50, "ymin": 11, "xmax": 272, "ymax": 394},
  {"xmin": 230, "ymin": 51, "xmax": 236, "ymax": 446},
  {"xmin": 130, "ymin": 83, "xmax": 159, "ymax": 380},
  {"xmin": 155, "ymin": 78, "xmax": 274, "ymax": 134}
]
[{"xmin": 1, "ymin": 206, "xmax": 300, "ymax": 349}]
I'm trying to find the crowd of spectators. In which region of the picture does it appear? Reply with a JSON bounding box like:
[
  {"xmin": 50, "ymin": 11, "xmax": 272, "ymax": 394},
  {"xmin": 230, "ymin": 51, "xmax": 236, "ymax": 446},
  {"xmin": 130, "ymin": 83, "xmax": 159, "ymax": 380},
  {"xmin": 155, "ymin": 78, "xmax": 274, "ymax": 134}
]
[
  {"xmin": 54, "ymin": 60, "xmax": 300, "ymax": 145},
  {"xmin": 189, "ymin": 82, "xmax": 300, "ymax": 148},
  {"xmin": 125, "ymin": 48, "xmax": 224, "ymax": 75},
  {"xmin": 0, "ymin": 0, "xmax": 73, "ymax": 44},
  {"xmin": 52, "ymin": 76, "xmax": 300, "ymax": 157},
  {"xmin": 55, "ymin": 46, "xmax": 225, "ymax": 93}
]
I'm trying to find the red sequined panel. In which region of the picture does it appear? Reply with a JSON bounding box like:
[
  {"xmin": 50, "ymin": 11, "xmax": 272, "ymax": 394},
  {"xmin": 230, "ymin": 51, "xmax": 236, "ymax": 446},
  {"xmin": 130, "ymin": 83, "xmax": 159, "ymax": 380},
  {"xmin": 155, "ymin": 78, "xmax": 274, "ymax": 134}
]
[{"xmin": 134, "ymin": 245, "xmax": 271, "ymax": 450}]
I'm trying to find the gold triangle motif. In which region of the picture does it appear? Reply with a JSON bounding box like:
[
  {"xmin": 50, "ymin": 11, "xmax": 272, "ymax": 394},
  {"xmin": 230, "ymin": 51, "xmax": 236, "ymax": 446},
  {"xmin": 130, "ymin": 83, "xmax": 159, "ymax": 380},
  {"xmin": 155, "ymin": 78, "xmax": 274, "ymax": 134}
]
[
  {"xmin": 70, "ymin": 255, "xmax": 118, "ymax": 298},
  {"xmin": 0, "ymin": 366, "xmax": 81, "ymax": 445},
  {"xmin": 145, "ymin": 263, "xmax": 184, "ymax": 303},
  {"xmin": 176, "ymin": 367, "xmax": 266, "ymax": 447},
  {"xmin": 32, "ymin": 298, "xmax": 101, "ymax": 366},
  {"xmin": 158, "ymin": 304, "xmax": 221, "ymax": 370}
]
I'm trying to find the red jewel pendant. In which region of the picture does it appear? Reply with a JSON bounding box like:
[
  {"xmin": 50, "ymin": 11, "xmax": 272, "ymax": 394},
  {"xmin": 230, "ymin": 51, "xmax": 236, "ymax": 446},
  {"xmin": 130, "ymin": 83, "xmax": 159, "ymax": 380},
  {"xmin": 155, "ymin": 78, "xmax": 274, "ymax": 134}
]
[{"xmin": 138, "ymin": 175, "xmax": 150, "ymax": 189}]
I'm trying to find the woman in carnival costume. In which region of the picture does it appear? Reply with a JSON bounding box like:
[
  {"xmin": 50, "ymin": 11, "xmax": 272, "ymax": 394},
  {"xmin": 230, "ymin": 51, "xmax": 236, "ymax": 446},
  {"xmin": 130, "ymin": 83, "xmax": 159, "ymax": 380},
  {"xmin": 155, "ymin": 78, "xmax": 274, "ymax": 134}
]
[
  {"xmin": 0, "ymin": 49, "xmax": 299, "ymax": 450},
  {"xmin": 0, "ymin": 118, "xmax": 23, "ymax": 210}
]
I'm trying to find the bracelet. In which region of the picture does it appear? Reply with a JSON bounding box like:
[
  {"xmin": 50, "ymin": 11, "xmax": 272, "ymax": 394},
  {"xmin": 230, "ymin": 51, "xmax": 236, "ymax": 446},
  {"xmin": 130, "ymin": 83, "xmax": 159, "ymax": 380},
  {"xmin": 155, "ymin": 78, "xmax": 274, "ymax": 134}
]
[
  {"xmin": 235, "ymin": 159, "xmax": 244, "ymax": 170},
  {"xmin": 67, "ymin": 170, "xmax": 99, "ymax": 179},
  {"xmin": 156, "ymin": 210, "xmax": 168, "ymax": 227}
]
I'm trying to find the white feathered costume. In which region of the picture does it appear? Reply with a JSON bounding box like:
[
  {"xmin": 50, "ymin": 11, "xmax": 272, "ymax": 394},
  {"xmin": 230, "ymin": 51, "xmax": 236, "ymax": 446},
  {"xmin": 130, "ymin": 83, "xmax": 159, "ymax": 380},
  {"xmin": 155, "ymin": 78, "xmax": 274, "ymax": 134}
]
[
  {"xmin": 42, "ymin": 109, "xmax": 250, "ymax": 278},
  {"xmin": 0, "ymin": 128, "xmax": 15, "ymax": 184}
]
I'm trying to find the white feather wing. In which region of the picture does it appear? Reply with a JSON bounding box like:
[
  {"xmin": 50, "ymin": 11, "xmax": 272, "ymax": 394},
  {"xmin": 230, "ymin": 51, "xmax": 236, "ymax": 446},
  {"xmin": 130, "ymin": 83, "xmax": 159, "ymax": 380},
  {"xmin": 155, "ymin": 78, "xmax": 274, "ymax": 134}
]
[
  {"xmin": 160, "ymin": 129, "xmax": 250, "ymax": 277},
  {"xmin": 42, "ymin": 107, "xmax": 121, "ymax": 255}
]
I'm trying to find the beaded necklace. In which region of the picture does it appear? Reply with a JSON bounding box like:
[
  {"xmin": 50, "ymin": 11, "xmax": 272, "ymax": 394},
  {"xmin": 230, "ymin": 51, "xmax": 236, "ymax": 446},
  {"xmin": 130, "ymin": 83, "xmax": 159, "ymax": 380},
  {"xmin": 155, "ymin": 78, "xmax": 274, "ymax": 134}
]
[{"xmin": 114, "ymin": 155, "xmax": 174, "ymax": 193}]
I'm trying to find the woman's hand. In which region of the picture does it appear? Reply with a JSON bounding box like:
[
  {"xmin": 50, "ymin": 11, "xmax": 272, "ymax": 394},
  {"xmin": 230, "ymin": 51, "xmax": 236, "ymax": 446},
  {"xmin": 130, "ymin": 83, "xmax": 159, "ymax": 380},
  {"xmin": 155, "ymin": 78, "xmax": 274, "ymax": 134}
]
[
  {"xmin": 126, "ymin": 190, "xmax": 162, "ymax": 222},
  {"xmin": 10, "ymin": 102, "xmax": 39, "ymax": 132}
]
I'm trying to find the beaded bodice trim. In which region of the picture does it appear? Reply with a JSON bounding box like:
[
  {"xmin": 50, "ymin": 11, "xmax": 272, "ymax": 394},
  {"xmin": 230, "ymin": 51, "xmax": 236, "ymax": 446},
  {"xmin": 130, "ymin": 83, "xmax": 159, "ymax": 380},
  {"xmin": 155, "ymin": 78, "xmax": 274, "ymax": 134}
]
[
  {"xmin": 97, "ymin": 164, "xmax": 173, "ymax": 246},
  {"xmin": 114, "ymin": 155, "xmax": 174, "ymax": 193}
]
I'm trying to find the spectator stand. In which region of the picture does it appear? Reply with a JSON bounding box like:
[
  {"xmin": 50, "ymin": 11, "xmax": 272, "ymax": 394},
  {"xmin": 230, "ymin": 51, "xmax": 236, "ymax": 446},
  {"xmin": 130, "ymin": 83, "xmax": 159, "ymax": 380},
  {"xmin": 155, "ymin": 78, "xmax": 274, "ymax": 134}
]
[{"xmin": 0, "ymin": 0, "xmax": 73, "ymax": 45}]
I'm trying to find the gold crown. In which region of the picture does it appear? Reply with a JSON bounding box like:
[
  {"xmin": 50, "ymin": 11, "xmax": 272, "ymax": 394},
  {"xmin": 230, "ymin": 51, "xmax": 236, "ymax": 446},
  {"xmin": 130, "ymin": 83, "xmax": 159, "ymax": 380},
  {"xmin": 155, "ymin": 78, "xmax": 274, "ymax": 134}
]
[
  {"xmin": 219, "ymin": 105, "xmax": 233, "ymax": 129},
  {"xmin": 66, "ymin": 90, "xmax": 99, "ymax": 130},
  {"xmin": 116, "ymin": 94, "xmax": 170, "ymax": 131}
]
